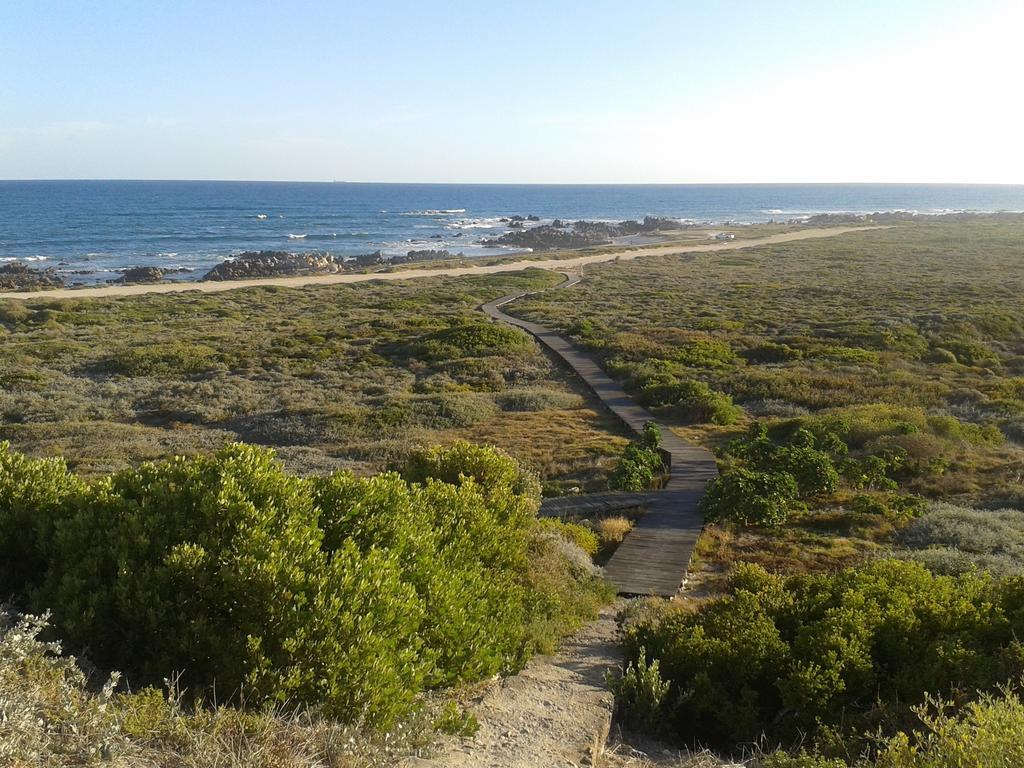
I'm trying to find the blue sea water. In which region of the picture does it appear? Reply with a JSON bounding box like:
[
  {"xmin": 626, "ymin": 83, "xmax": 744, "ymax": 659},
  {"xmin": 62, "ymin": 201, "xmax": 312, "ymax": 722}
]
[{"xmin": 1, "ymin": 181, "xmax": 1023, "ymax": 285}]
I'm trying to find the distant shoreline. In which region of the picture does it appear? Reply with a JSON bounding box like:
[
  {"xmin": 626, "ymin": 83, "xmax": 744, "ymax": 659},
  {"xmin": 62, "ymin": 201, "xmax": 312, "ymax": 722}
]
[{"xmin": 0, "ymin": 226, "xmax": 884, "ymax": 301}]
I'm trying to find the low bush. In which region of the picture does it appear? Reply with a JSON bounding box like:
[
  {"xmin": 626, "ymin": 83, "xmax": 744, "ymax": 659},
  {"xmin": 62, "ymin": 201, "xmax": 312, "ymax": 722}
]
[
  {"xmin": 895, "ymin": 502, "xmax": 1024, "ymax": 576},
  {"xmin": 411, "ymin": 322, "xmax": 532, "ymax": 360},
  {"xmin": 536, "ymin": 518, "xmax": 600, "ymax": 557},
  {"xmin": 0, "ymin": 608, "xmax": 434, "ymax": 767},
  {"xmin": 742, "ymin": 341, "xmax": 804, "ymax": 364},
  {"xmin": 699, "ymin": 468, "xmax": 801, "ymax": 526},
  {"xmin": 619, "ymin": 559, "xmax": 1024, "ymax": 755},
  {"xmin": 609, "ymin": 423, "xmax": 665, "ymax": 491},
  {"xmin": 0, "ymin": 440, "xmax": 608, "ymax": 727}
]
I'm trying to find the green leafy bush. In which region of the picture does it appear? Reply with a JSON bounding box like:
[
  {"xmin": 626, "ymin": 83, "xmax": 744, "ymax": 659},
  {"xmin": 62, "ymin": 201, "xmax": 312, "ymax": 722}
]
[
  {"xmin": 700, "ymin": 468, "xmax": 801, "ymax": 526},
  {"xmin": 669, "ymin": 380, "xmax": 741, "ymax": 425},
  {"xmin": 773, "ymin": 445, "xmax": 840, "ymax": 496},
  {"xmin": 608, "ymin": 424, "xmax": 665, "ymax": 492},
  {"xmin": 0, "ymin": 441, "xmax": 606, "ymax": 727},
  {"xmin": 610, "ymin": 648, "xmax": 674, "ymax": 734},
  {"xmin": 0, "ymin": 442, "xmax": 82, "ymax": 597},
  {"xmin": 411, "ymin": 323, "xmax": 532, "ymax": 360},
  {"xmin": 742, "ymin": 341, "xmax": 804, "ymax": 363},
  {"xmin": 536, "ymin": 518, "xmax": 600, "ymax": 557},
  {"xmin": 620, "ymin": 559, "xmax": 1024, "ymax": 754}
]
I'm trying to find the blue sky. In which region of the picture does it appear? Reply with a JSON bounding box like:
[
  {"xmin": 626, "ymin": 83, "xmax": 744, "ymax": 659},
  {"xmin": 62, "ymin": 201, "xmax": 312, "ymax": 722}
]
[{"xmin": 1, "ymin": 1, "xmax": 1021, "ymax": 182}]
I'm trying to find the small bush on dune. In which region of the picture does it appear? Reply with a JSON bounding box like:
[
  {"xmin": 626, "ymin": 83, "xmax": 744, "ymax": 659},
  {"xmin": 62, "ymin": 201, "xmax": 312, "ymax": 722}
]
[
  {"xmin": 609, "ymin": 423, "xmax": 665, "ymax": 491},
  {"xmin": 0, "ymin": 609, "xmax": 434, "ymax": 767},
  {"xmin": 896, "ymin": 502, "xmax": 1024, "ymax": 576},
  {"xmin": 619, "ymin": 559, "xmax": 1024, "ymax": 754},
  {"xmin": 0, "ymin": 443, "xmax": 83, "ymax": 597},
  {"xmin": 411, "ymin": 322, "xmax": 532, "ymax": 360},
  {"xmin": 0, "ymin": 440, "xmax": 608, "ymax": 728},
  {"xmin": 700, "ymin": 468, "xmax": 801, "ymax": 526},
  {"xmin": 536, "ymin": 518, "xmax": 600, "ymax": 557}
]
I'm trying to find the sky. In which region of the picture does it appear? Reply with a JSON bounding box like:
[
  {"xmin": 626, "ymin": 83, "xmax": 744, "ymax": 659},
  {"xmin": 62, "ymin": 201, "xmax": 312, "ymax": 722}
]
[{"xmin": 1, "ymin": 0, "xmax": 1022, "ymax": 184}]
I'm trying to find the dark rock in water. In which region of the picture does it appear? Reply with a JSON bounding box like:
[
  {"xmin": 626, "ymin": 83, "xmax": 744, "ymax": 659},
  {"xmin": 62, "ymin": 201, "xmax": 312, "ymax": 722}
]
[
  {"xmin": 509, "ymin": 215, "xmax": 526, "ymax": 223},
  {"xmin": 482, "ymin": 215, "xmax": 687, "ymax": 251},
  {"xmin": 527, "ymin": 214, "xmax": 540, "ymax": 221},
  {"xmin": 113, "ymin": 266, "xmax": 169, "ymax": 284},
  {"xmin": 430, "ymin": 234, "xmax": 444, "ymax": 240},
  {"xmin": 0, "ymin": 262, "xmax": 65, "ymax": 291},
  {"xmin": 483, "ymin": 223, "xmax": 614, "ymax": 251},
  {"xmin": 203, "ymin": 250, "xmax": 346, "ymax": 281}
]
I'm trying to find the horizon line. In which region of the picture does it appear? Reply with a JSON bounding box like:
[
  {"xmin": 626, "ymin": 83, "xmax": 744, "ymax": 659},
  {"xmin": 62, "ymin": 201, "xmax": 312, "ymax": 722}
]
[{"xmin": 2, "ymin": 179, "xmax": 1024, "ymax": 187}]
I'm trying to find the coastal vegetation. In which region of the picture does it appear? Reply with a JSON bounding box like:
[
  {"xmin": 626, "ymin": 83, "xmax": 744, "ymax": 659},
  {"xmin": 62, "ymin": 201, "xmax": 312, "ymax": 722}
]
[
  {"xmin": 4, "ymin": 215, "xmax": 1024, "ymax": 764},
  {"xmin": 0, "ymin": 270, "xmax": 628, "ymax": 492},
  {"xmin": 514, "ymin": 215, "xmax": 1024, "ymax": 762},
  {"xmin": 0, "ymin": 438, "xmax": 611, "ymax": 764}
]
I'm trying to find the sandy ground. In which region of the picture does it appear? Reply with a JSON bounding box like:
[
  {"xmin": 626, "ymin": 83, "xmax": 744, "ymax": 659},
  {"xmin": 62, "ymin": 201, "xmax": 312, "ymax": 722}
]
[
  {"xmin": 0, "ymin": 226, "xmax": 881, "ymax": 301},
  {"xmin": 402, "ymin": 603, "xmax": 625, "ymax": 768}
]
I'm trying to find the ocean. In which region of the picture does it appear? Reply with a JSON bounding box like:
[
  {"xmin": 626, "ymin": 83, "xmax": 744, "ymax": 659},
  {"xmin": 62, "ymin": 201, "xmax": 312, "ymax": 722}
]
[{"xmin": 2, "ymin": 181, "xmax": 1024, "ymax": 285}]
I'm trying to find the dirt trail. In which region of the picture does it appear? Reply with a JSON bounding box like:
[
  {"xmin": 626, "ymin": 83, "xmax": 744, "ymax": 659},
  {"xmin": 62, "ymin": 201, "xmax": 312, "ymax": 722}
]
[
  {"xmin": 0, "ymin": 226, "xmax": 881, "ymax": 301},
  {"xmin": 404, "ymin": 603, "xmax": 624, "ymax": 768}
]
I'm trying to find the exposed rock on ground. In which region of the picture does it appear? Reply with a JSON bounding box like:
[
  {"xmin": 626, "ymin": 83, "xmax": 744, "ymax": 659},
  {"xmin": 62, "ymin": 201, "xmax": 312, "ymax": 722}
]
[
  {"xmin": 484, "ymin": 216, "xmax": 687, "ymax": 251},
  {"xmin": 112, "ymin": 266, "xmax": 192, "ymax": 284},
  {"xmin": 202, "ymin": 250, "xmax": 348, "ymax": 280},
  {"xmin": 202, "ymin": 248, "xmax": 464, "ymax": 281},
  {"xmin": 0, "ymin": 262, "xmax": 65, "ymax": 291}
]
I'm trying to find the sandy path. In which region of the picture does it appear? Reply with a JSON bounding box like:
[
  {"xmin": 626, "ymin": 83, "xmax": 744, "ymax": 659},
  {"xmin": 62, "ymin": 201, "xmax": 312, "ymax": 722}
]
[
  {"xmin": 403, "ymin": 603, "xmax": 624, "ymax": 768},
  {"xmin": 0, "ymin": 226, "xmax": 880, "ymax": 301}
]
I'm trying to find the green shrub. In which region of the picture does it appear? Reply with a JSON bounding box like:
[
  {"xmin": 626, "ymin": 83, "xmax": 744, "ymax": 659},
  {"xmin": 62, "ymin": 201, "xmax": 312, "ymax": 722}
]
[
  {"xmin": 412, "ymin": 323, "xmax": 532, "ymax": 360},
  {"xmin": 610, "ymin": 648, "xmax": 674, "ymax": 734},
  {"xmin": 700, "ymin": 468, "xmax": 801, "ymax": 526},
  {"xmin": 774, "ymin": 445, "xmax": 840, "ymax": 496},
  {"xmin": 851, "ymin": 493, "xmax": 927, "ymax": 521},
  {"xmin": 743, "ymin": 342, "xmax": 804, "ymax": 363},
  {"xmin": 0, "ymin": 440, "xmax": 605, "ymax": 728},
  {"xmin": 873, "ymin": 689, "xmax": 1024, "ymax": 768},
  {"xmin": 620, "ymin": 559, "xmax": 1024, "ymax": 754},
  {"xmin": 101, "ymin": 342, "xmax": 219, "ymax": 377},
  {"xmin": 0, "ymin": 442, "xmax": 82, "ymax": 597},
  {"xmin": 670, "ymin": 380, "xmax": 742, "ymax": 425},
  {"xmin": 608, "ymin": 426, "xmax": 665, "ymax": 492},
  {"xmin": 536, "ymin": 518, "xmax": 600, "ymax": 557}
]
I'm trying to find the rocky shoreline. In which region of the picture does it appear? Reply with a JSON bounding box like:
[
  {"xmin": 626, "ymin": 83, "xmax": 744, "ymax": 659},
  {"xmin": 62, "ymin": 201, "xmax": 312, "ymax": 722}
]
[
  {"xmin": 0, "ymin": 210, "xmax": 883, "ymax": 292},
  {"xmin": 482, "ymin": 216, "xmax": 687, "ymax": 251}
]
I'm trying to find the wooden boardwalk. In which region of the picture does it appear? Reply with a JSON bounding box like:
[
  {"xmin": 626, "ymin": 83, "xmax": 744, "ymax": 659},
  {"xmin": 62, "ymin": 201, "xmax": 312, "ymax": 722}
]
[
  {"xmin": 540, "ymin": 491, "xmax": 657, "ymax": 520},
  {"xmin": 481, "ymin": 276, "xmax": 718, "ymax": 596}
]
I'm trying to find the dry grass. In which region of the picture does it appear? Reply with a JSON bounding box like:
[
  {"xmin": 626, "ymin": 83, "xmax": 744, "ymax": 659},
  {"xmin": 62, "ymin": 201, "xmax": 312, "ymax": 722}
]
[
  {"xmin": 0, "ymin": 270, "xmax": 628, "ymax": 490},
  {"xmin": 597, "ymin": 516, "xmax": 634, "ymax": 546},
  {"xmin": 0, "ymin": 609, "xmax": 438, "ymax": 768}
]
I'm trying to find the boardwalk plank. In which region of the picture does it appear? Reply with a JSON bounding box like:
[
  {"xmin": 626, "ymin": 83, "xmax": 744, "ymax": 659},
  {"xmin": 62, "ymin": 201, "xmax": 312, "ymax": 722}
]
[{"xmin": 481, "ymin": 276, "xmax": 718, "ymax": 597}]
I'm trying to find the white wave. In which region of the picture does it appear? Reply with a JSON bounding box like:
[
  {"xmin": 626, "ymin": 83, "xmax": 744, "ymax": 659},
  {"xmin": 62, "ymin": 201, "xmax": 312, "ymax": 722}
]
[
  {"xmin": 399, "ymin": 209, "xmax": 467, "ymax": 216},
  {"xmin": 25, "ymin": 255, "xmax": 48, "ymax": 262},
  {"xmin": 447, "ymin": 217, "xmax": 508, "ymax": 230},
  {"xmin": 255, "ymin": 213, "xmax": 269, "ymax": 220},
  {"xmin": 287, "ymin": 233, "xmax": 308, "ymax": 239},
  {"xmin": 0, "ymin": 257, "xmax": 17, "ymax": 262}
]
